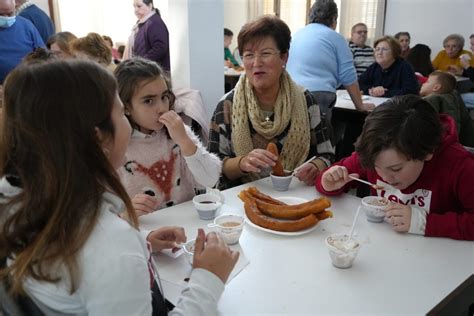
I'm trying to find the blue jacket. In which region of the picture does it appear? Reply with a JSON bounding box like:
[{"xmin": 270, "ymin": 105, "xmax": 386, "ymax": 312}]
[{"xmin": 19, "ymin": 4, "xmax": 55, "ymax": 44}]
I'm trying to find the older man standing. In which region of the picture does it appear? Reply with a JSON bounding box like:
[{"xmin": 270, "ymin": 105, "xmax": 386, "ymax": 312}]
[
  {"xmin": 15, "ymin": 0, "xmax": 55, "ymax": 44},
  {"xmin": 0, "ymin": 0, "xmax": 44, "ymax": 83},
  {"xmin": 349, "ymin": 23, "xmax": 375, "ymax": 77}
]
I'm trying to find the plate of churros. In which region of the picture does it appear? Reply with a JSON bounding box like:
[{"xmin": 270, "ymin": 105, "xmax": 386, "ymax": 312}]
[{"xmin": 238, "ymin": 187, "xmax": 333, "ymax": 236}]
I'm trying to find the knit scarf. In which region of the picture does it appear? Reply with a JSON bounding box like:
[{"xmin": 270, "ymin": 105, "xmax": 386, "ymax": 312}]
[{"xmin": 231, "ymin": 70, "xmax": 310, "ymax": 172}]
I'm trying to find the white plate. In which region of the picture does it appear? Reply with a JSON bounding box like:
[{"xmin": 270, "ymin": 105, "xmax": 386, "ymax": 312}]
[
  {"xmin": 244, "ymin": 196, "xmax": 319, "ymax": 236},
  {"xmin": 341, "ymin": 94, "xmax": 369, "ymax": 101}
]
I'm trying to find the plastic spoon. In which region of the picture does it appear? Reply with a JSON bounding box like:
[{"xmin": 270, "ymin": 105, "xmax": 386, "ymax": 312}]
[
  {"xmin": 291, "ymin": 156, "xmax": 316, "ymax": 176},
  {"xmin": 348, "ymin": 206, "xmax": 361, "ymax": 241},
  {"xmin": 348, "ymin": 175, "xmax": 384, "ymax": 190}
]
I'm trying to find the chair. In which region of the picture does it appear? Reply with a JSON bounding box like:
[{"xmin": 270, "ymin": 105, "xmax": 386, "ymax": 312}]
[{"xmin": 0, "ymin": 258, "xmax": 44, "ymax": 316}]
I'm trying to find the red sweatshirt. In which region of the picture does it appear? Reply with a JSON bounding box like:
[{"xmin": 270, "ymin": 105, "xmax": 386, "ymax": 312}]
[{"xmin": 316, "ymin": 115, "xmax": 474, "ymax": 240}]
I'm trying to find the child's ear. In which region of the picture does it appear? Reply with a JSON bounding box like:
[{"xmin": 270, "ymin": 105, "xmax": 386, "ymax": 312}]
[
  {"xmin": 95, "ymin": 127, "xmax": 110, "ymax": 148},
  {"xmin": 424, "ymin": 153, "xmax": 434, "ymax": 161},
  {"xmin": 432, "ymin": 82, "xmax": 442, "ymax": 93}
]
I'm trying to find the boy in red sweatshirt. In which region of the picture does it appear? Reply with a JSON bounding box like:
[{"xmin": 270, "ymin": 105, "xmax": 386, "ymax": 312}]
[{"xmin": 316, "ymin": 95, "xmax": 474, "ymax": 240}]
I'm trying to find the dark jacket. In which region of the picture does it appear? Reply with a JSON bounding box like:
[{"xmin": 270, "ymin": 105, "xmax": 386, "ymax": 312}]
[
  {"xmin": 359, "ymin": 58, "xmax": 419, "ymax": 97},
  {"xmin": 133, "ymin": 10, "xmax": 170, "ymax": 72}
]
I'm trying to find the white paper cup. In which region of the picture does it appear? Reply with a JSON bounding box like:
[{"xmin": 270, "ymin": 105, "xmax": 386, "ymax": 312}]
[
  {"xmin": 270, "ymin": 170, "xmax": 292, "ymax": 191},
  {"xmin": 325, "ymin": 234, "xmax": 360, "ymax": 269}
]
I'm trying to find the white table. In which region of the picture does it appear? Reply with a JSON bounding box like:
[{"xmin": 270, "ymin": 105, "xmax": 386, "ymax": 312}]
[
  {"xmin": 140, "ymin": 178, "xmax": 474, "ymax": 315},
  {"xmin": 335, "ymin": 89, "xmax": 388, "ymax": 111}
]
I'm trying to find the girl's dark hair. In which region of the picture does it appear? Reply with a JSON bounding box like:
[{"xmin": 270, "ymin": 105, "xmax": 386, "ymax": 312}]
[
  {"xmin": 355, "ymin": 95, "xmax": 443, "ymax": 169},
  {"xmin": 406, "ymin": 44, "xmax": 434, "ymax": 76},
  {"xmin": 308, "ymin": 0, "xmax": 338, "ymax": 26},
  {"xmin": 114, "ymin": 57, "xmax": 175, "ymax": 131},
  {"xmin": 237, "ymin": 15, "xmax": 291, "ymax": 54},
  {"xmin": 0, "ymin": 60, "xmax": 137, "ymax": 295}
]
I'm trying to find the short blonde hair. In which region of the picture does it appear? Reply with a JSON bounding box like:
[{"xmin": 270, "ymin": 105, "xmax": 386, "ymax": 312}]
[
  {"xmin": 374, "ymin": 36, "xmax": 401, "ymax": 59},
  {"xmin": 71, "ymin": 33, "xmax": 112, "ymax": 65}
]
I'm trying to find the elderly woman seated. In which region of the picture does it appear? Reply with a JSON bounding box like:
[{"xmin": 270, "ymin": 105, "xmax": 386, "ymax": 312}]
[
  {"xmin": 208, "ymin": 15, "xmax": 335, "ymax": 190},
  {"xmin": 433, "ymin": 34, "xmax": 474, "ymax": 73},
  {"xmin": 359, "ymin": 36, "xmax": 419, "ymax": 97}
]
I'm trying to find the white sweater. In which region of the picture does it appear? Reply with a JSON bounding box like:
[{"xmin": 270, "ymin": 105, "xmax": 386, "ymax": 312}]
[
  {"xmin": 120, "ymin": 126, "xmax": 222, "ymax": 210},
  {"xmin": 0, "ymin": 179, "xmax": 224, "ymax": 315}
]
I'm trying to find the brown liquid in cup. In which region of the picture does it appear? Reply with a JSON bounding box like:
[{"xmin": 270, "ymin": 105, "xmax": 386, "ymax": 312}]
[{"xmin": 220, "ymin": 221, "xmax": 240, "ymax": 227}]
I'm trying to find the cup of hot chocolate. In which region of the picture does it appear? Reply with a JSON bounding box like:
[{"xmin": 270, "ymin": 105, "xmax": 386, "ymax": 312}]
[{"xmin": 208, "ymin": 214, "xmax": 245, "ymax": 245}]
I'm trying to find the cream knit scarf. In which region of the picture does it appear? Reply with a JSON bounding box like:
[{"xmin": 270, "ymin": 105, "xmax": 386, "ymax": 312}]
[{"xmin": 231, "ymin": 70, "xmax": 310, "ymax": 171}]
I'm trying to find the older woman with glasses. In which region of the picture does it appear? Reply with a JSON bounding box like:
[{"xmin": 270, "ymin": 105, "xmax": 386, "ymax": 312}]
[
  {"xmin": 359, "ymin": 36, "xmax": 419, "ymax": 97},
  {"xmin": 433, "ymin": 34, "xmax": 474, "ymax": 74},
  {"xmin": 208, "ymin": 15, "xmax": 335, "ymax": 190}
]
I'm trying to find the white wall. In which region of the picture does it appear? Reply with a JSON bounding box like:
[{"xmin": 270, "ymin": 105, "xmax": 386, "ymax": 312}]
[
  {"xmin": 223, "ymin": 0, "xmax": 247, "ymax": 52},
  {"xmin": 385, "ymin": 0, "xmax": 474, "ymax": 56},
  {"xmin": 170, "ymin": 0, "xmax": 224, "ymax": 116},
  {"xmin": 34, "ymin": 0, "xmax": 50, "ymax": 15}
]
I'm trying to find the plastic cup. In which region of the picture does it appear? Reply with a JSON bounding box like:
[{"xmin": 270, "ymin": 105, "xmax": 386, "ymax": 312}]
[
  {"xmin": 208, "ymin": 214, "xmax": 244, "ymax": 245},
  {"xmin": 270, "ymin": 170, "xmax": 292, "ymax": 191},
  {"xmin": 361, "ymin": 196, "xmax": 389, "ymax": 223},
  {"xmin": 192, "ymin": 193, "xmax": 222, "ymax": 220},
  {"xmin": 325, "ymin": 234, "xmax": 360, "ymax": 269},
  {"xmin": 183, "ymin": 239, "xmax": 195, "ymax": 266}
]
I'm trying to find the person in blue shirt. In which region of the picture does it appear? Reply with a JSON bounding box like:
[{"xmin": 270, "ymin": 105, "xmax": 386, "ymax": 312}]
[
  {"xmin": 15, "ymin": 0, "xmax": 54, "ymax": 44},
  {"xmin": 287, "ymin": 0, "xmax": 373, "ymax": 115},
  {"xmin": 0, "ymin": 0, "xmax": 44, "ymax": 84}
]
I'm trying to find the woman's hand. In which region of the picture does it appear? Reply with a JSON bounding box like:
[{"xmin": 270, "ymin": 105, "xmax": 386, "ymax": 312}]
[
  {"xmin": 132, "ymin": 193, "xmax": 159, "ymax": 216},
  {"xmin": 368, "ymin": 86, "xmax": 387, "ymax": 97},
  {"xmin": 147, "ymin": 226, "xmax": 187, "ymax": 252},
  {"xmin": 385, "ymin": 203, "xmax": 412, "ymax": 233},
  {"xmin": 193, "ymin": 229, "xmax": 239, "ymax": 284},
  {"xmin": 159, "ymin": 111, "xmax": 197, "ymax": 156},
  {"xmin": 294, "ymin": 163, "xmax": 320, "ymax": 186},
  {"xmin": 240, "ymin": 149, "xmax": 277, "ymax": 173},
  {"xmin": 321, "ymin": 166, "xmax": 355, "ymax": 192}
]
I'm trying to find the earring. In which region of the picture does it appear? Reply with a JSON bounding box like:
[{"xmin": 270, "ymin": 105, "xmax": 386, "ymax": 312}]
[
  {"xmin": 103, "ymin": 148, "xmax": 110, "ymax": 158},
  {"xmin": 282, "ymin": 64, "xmax": 286, "ymax": 69}
]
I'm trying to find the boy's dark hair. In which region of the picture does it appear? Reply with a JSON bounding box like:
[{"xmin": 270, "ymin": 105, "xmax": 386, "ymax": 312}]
[
  {"xmin": 114, "ymin": 57, "xmax": 175, "ymax": 130},
  {"xmin": 224, "ymin": 28, "xmax": 233, "ymax": 37},
  {"xmin": 429, "ymin": 70, "xmax": 456, "ymax": 94},
  {"xmin": 22, "ymin": 48, "xmax": 56, "ymax": 65},
  {"xmin": 355, "ymin": 95, "xmax": 443, "ymax": 169}
]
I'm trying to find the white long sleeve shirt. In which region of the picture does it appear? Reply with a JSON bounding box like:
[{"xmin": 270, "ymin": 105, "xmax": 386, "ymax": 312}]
[{"xmin": 0, "ymin": 180, "xmax": 224, "ymax": 315}]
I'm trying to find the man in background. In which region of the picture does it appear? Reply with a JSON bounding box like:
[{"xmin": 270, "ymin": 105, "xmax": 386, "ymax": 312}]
[
  {"xmin": 349, "ymin": 23, "xmax": 374, "ymax": 77},
  {"xmin": 15, "ymin": 0, "xmax": 55, "ymax": 43},
  {"xmin": 0, "ymin": 0, "xmax": 44, "ymax": 83}
]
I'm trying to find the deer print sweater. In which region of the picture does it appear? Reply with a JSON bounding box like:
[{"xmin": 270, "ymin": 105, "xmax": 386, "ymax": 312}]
[{"xmin": 120, "ymin": 125, "xmax": 222, "ymax": 210}]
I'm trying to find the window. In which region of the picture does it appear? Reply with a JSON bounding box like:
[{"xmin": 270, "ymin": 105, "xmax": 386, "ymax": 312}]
[{"xmin": 250, "ymin": 0, "xmax": 385, "ymax": 45}]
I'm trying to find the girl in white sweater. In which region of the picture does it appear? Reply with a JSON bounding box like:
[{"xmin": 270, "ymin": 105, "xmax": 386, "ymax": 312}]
[
  {"xmin": 0, "ymin": 60, "xmax": 238, "ymax": 315},
  {"xmin": 115, "ymin": 57, "xmax": 222, "ymax": 215}
]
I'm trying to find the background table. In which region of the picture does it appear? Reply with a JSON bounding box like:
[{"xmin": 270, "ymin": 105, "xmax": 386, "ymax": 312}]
[{"xmin": 140, "ymin": 178, "xmax": 474, "ymax": 315}]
